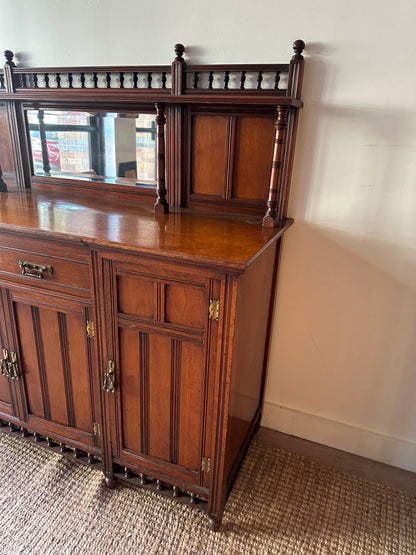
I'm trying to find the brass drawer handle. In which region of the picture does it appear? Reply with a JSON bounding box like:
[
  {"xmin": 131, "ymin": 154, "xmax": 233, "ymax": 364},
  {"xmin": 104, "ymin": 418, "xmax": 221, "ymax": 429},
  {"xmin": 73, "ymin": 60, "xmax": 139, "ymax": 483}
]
[
  {"xmin": 18, "ymin": 260, "xmax": 53, "ymax": 279},
  {"xmin": 103, "ymin": 360, "xmax": 116, "ymax": 393}
]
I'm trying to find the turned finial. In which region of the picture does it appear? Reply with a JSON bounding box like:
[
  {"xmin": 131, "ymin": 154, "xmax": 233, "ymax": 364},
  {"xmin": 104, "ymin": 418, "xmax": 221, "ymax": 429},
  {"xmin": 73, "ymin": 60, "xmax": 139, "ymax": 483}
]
[
  {"xmin": 292, "ymin": 39, "xmax": 305, "ymax": 59},
  {"xmin": 174, "ymin": 43, "xmax": 185, "ymax": 62},
  {"xmin": 4, "ymin": 50, "xmax": 15, "ymax": 67}
]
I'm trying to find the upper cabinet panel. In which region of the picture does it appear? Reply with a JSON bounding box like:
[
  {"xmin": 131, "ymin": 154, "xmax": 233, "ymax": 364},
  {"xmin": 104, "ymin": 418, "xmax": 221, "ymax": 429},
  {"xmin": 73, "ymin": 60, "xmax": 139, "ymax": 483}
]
[
  {"xmin": 190, "ymin": 115, "xmax": 228, "ymax": 197},
  {"xmin": 232, "ymin": 116, "xmax": 274, "ymax": 201},
  {"xmin": 188, "ymin": 111, "xmax": 275, "ymax": 214}
]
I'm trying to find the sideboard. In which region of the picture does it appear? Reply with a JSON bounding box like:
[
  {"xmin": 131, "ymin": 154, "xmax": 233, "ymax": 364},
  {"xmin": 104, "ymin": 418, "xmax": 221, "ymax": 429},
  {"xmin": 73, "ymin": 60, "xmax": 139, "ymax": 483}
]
[{"xmin": 0, "ymin": 40, "xmax": 305, "ymax": 530}]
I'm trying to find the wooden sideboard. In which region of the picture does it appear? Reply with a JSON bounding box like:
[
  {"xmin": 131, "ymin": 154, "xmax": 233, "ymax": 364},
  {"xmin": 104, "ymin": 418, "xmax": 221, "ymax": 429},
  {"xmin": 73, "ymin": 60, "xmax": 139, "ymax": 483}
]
[{"xmin": 0, "ymin": 41, "xmax": 304, "ymax": 530}]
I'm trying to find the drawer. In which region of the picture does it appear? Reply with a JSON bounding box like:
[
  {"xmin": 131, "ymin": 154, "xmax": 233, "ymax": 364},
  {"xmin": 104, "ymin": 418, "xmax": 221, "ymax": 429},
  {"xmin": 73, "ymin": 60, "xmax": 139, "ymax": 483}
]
[{"xmin": 0, "ymin": 233, "xmax": 90, "ymax": 292}]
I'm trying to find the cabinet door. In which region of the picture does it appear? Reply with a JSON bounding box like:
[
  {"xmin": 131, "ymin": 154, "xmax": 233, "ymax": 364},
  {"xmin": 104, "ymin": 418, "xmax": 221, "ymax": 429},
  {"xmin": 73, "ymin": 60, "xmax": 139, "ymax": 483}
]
[
  {"xmin": 100, "ymin": 257, "xmax": 222, "ymax": 489},
  {"xmin": 4, "ymin": 287, "xmax": 100, "ymax": 451},
  {"xmin": 0, "ymin": 289, "xmax": 18, "ymax": 420}
]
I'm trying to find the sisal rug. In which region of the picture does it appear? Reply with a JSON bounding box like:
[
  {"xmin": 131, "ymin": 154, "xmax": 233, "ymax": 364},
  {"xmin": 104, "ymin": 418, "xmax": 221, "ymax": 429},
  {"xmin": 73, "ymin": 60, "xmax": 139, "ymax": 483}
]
[{"xmin": 0, "ymin": 432, "xmax": 414, "ymax": 554}]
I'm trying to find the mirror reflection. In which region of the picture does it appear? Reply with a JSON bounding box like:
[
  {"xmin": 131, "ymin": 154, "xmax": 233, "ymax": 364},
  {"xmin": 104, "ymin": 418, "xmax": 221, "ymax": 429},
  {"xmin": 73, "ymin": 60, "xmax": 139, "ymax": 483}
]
[{"xmin": 27, "ymin": 110, "xmax": 157, "ymax": 187}]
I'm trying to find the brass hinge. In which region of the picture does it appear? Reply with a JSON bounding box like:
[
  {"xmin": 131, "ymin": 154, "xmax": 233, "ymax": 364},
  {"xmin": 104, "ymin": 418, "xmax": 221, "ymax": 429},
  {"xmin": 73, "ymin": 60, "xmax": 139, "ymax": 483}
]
[
  {"xmin": 208, "ymin": 299, "xmax": 220, "ymax": 322},
  {"xmin": 86, "ymin": 320, "xmax": 95, "ymax": 339},
  {"xmin": 93, "ymin": 422, "xmax": 100, "ymax": 437},
  {"xmin": 201, "ymin": 457, "xmax": 211, "ymax": 474}
]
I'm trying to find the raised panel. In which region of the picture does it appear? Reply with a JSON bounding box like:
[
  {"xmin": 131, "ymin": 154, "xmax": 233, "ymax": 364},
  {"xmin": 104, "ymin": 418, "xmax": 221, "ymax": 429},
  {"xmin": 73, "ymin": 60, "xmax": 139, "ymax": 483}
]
[
  {"xmin": 178, "ymin": 341, "xmax": 204, "ymax": 470},
  {"xmin": 148, "ymin": 333, "xmax": 171, "ymax": 462},
  {"xmin": 66, "ymin": 311, "xmax": 93, "ymax": 432},
  {"xmin": 119, "ymin": 326, "xmax": 142, "ymax": 454},
  {"xmin": 117, "ymin": 326, "xmax": 207, "ymax": 473},
  {"xmin": 40, "ymin": 308, "xmax": 69, "ymax": 427},
  {"xmin": 117, "ymin": 274, "xmax": 154, "ymax": 319},
  {"xmin": 190, "ymin": 115, "xmax": 228, "ymax": 197},
  {"xmin": 232, "ymin": 116, "xmax": 274, "ymax": 200},
  {"xmin": 12, "ymin": 293, "xmax": 96, "ymax": 443},
  {"xmin": 165, "ymin": 282, "xmax": 207, "ymax": 329},
  {"xmin": 14, "ymin": 303, "xmax": 44, "ymax": 419}
]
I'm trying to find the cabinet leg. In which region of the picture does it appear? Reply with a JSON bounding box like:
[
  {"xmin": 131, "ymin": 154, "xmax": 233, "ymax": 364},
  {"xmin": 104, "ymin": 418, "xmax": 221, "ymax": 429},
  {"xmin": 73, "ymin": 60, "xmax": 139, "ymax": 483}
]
[
  {"xmin": 208, "ymin": 515, "xmax": 222, "ymax": 532},
  {"xmin": 104, "ymin": 473, "xmax": 117, "ymax": 489}
]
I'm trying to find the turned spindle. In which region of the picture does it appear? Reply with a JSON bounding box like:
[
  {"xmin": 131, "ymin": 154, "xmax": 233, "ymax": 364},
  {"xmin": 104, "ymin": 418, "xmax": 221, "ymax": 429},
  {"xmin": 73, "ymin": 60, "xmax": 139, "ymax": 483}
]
[
  {"xmin": 263, "ymin": 106, "xmax": 289, "ymax": 227},
  {"xmin": 124, "ymin": 467, "xmax": 131, "ymax": 479},
  {"xmin": 154, "ymin": 102, "xmax": 169, "ymax": 214},
  {"xmin": 172, "ymin": 486, "xmax": 180, "ymax": 498}
]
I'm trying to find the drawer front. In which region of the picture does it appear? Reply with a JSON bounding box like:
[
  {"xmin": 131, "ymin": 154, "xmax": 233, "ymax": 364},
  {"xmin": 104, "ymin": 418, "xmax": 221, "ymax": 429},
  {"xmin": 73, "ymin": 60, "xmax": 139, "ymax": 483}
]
[{"xmin": 0, "ymin": 234, "xmax": 90, "ymax": 292}]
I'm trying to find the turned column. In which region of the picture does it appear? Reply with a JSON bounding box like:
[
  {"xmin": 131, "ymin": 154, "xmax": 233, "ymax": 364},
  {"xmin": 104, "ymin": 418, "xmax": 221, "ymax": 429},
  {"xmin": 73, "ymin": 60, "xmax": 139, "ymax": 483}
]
[
  {"xmin": 263, "ymin": 106, "xmax": 289, "ymax": 227},
  {"xmin": 154, "ymin": 102, "xmax": 169, "ymax": 213}
]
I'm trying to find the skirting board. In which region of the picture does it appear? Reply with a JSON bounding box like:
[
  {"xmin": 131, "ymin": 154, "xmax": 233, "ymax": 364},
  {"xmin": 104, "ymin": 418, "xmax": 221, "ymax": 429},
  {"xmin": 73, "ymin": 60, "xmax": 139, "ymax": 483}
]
[{"xmin": 261, "ymin": 402, "xmax": 416, "ymax": 473}]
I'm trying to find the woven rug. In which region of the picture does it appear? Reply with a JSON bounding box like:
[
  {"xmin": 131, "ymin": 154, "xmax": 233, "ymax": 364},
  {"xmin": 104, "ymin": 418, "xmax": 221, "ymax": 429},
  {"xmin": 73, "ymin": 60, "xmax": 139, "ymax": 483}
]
[{"xmin": 0, "ymin": 433, "xmax": 414, "ymax": 554}]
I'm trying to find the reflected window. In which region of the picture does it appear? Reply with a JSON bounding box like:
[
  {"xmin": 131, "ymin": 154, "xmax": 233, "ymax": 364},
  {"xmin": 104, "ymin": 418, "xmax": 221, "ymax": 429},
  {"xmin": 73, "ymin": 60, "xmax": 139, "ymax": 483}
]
[{"xmin": 27, "ymin": 110, "xmax": 157, "ymax": 187}]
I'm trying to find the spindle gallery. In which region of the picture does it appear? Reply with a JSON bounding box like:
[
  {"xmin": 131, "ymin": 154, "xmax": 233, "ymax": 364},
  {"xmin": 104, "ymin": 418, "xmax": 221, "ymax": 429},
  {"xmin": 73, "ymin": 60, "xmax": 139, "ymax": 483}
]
[{"xmin": 0, "ymin": 40, "xmax": 305, "ymax": 530}]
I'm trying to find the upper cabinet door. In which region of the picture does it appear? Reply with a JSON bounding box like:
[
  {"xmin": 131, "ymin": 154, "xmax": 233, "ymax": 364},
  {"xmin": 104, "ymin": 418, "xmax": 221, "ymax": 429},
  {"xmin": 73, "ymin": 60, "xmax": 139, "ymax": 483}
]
[
  {"xmin": 99, "ymin": 256, "xmax": 223, "ymax": 490},
  {"xmin": 2, "ymin": 286, "xmax": 101, "ymax": 452}
]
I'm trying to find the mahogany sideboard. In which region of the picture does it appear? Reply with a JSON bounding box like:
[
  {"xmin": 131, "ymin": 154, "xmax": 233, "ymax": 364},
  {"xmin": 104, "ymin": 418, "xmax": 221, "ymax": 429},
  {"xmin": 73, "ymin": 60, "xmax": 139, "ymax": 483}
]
[{"xmin": 0, "ymin": 41, "xmax": 305, "ymax": 530}]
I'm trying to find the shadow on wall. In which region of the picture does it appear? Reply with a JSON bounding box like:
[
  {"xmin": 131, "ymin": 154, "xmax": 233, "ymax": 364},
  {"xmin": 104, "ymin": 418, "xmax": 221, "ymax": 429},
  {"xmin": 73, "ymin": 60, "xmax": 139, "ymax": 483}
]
[
  {"xmin": 268, "ymin": 43, "xmax": 416, "ymax": 465},
  {"xmin": 281, "ymin": 222, "xmax": 416, "ymax": 436}
]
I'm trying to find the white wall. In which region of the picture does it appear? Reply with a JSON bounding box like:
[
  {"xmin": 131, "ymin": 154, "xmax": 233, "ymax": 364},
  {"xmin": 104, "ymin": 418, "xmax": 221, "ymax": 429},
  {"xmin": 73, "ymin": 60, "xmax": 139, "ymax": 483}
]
[{"xmin": 1, "ymin": 0, "xmax": 415, "ymax": 472}]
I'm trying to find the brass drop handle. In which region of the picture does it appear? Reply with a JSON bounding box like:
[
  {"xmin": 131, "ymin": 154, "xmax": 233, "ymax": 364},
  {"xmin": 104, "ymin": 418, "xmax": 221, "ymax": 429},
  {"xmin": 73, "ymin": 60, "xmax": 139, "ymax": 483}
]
[
  {"xmin": 19, "ymin": 260, "xmax": 53, "ymax": 279},
  {"xmin": 103, "ymin": 360, "xmax": 115, "ymax": 393},
  {"xmin": 1, "ymin": 349, "xmax": 9, "ymax": 377},
  {"xmin": 1, "ymin": 349, "xmax": 20, "ymax": 380},
  {"xmin": 8, "ymin": 351, "xmax": 20, "ymax": 380}
]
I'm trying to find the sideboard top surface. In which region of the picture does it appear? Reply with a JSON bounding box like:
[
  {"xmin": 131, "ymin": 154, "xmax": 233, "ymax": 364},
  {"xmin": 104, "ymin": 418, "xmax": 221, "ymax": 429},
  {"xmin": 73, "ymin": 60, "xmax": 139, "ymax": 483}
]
[{"xmin": 0, "ymin": 190, "xmax": 292, "ymax": 271}]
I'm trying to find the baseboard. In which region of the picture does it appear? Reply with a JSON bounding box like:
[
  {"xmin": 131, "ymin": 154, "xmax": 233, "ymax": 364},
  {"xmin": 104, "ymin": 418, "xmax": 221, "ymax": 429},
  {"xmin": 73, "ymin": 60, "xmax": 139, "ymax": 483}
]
[{"xmin": 261, "ymin": 401, "xmax": 416, "ymax": 473}]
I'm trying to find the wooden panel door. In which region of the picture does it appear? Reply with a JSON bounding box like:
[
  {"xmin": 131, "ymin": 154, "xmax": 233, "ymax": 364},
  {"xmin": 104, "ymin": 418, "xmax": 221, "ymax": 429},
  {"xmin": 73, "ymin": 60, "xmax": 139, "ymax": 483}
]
[
  {"xmin": 3, "ymin": 287, "xmax": 100, "ymax": 451},
  {"xmin": 100, "ymin": 257, "xmax": 222, "ymax": 490},
  {"xmin": 0, "ymin": 288, "xmax": 18, "ymax": 421}
]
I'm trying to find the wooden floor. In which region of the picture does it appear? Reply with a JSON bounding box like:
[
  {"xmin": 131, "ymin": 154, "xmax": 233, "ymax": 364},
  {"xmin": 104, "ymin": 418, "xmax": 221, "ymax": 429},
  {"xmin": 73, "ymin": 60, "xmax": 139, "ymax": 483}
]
[{"xmin": 256, "ymin": 427, "xmax": 416, "ymax": 496}]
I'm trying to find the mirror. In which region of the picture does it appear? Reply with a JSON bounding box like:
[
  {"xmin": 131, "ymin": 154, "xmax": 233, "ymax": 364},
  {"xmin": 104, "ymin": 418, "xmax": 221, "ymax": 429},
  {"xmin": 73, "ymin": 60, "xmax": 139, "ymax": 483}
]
[{"xmin": 27, "ymin": 110, "xmax": 157, "ymax": 187}]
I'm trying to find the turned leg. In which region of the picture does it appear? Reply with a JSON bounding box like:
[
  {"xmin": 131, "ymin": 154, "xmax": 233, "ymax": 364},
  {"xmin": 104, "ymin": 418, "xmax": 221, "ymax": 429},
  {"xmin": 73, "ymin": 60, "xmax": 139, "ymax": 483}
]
[{"xmin": 104, "ymin": 473, "xmax": 117, "ymax": 489}]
